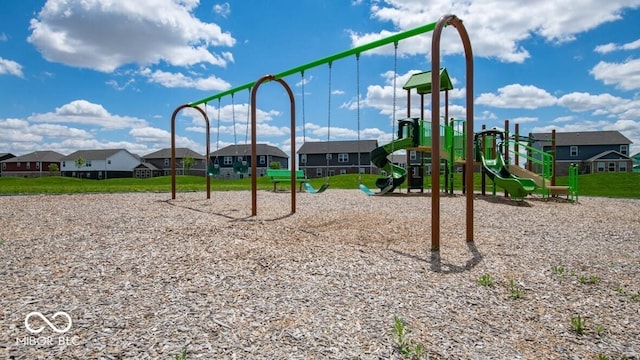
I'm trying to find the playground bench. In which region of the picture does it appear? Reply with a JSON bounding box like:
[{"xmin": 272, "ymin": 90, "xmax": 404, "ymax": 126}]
[{"xmin": 266, "ymin": 169, "xmax": 308, "ymax": 192}]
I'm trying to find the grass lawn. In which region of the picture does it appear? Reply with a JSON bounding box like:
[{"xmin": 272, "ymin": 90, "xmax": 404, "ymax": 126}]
[{"xmin": 0, "ymin": 172, "xmax": 638, "ymax": 198}]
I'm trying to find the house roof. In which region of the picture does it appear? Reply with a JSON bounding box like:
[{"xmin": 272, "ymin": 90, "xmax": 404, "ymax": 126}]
[
  {"xmin": 585, "ymin": 150, "xmax": 632, "ymax": 162},
  {"xmin": 0, "ymin": 150, "xmax": 64, "ymax": 163},
  {"xmin": 0, "ymin": 153, "xmax": 16, "ymax": 160},
  {"xmin": 298, "ymin": 140, "xmax": 378, "ymax": 154},
  {"xmin": 211, "ymin": 144, "xmax": 288, "ymax": 158},
  {"xmin": 61, "ymin": 149, "xmax": 140, "ymax": 161},
  {"xmin": 143, "ymin": 148, "xmax": 204, "ymax": 159},
  {"xmin": 135, "ymin": 162, "xmax": 160, "ymax": 170},
  {"xmin": 531, "ymin": 131, "xmax": 632, "ymax": 146}
]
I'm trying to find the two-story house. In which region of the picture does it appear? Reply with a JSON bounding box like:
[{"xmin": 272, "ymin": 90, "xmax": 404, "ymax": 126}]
[
  {"xmin": 61, "ymin": 149, "xmax": 140, "ymax": 179},
  {"xmin": 210, "ymin": 144, "xmax": 288, "ymax": 179},
  {"xmin": 531, "ymin": 130, "xmax": 633, "ymax": 176},
  {"xmin": 0, "ymin": 153, "xmax": 16, "ymax": 176},
  {"xmin": 297, "ymin": 140, "xmax": 378, "ymax": 178},
  {"xmin": 137, "ymin": 148, "xmax": 205, "ymax": 178},
  {"xmin": 0, "ymin": 151, "xmax": 63, "ymax": 178}
]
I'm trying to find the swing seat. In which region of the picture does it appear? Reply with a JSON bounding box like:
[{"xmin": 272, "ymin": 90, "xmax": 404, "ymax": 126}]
[
  {"xmin": 304, "ymin": 182, "xmax": 329, "ymax": 194},
  {"xmin": 233, "ymin": 161, "xmax": 248, "ymax": 174},
  {"xmin": 207, "ymin": 164, "xmax": 220, "ymax": 176}
]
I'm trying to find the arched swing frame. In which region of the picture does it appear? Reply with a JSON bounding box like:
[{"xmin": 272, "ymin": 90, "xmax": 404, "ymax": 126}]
[{"xmin": 172, "ymin": 14, "xmax": 475, "ymax": 251}]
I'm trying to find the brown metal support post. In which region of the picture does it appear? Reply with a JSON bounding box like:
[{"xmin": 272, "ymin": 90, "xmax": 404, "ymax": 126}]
[
  {"xmin": 431, "ymin": 14, "xmax": 474, "ymax": 249},
  {"xmin": 170, "ymin": 103, "xmax": 211, "ymax": 200},
  {"xmin": 444, "ymin": 90, "xmax": 449, "ymax": 194},
  {"xmin": 551, "ymin": 129, "xmax": 557, "ymax": 187},
  {"xmin": 527, "ymin": 132, "xmax": 533, "ymax": 171},
  {"xmin": 481, "ymin": 124, "xmax": 486, "ymax": 196},
  {"xmin": 250, "ymin": 75, "xmax": 297, "ymax": 216},
  {"xmin": 504, "ymin": 119, "xmax": 509, "ymax": 198},
  {"xmin": 514, "ymin": 123, "xmax": 520, "ymax": 167}
]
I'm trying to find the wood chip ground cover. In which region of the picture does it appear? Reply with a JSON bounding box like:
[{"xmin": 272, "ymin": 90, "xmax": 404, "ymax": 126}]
[{"xmin": 0, "ymin": 190, "xmax": 639, "ymax": 359}]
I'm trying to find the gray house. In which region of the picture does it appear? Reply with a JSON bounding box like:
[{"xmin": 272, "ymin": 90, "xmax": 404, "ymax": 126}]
[
  {"xmin": 531, "ymin": 131, "xmax": 633, "ymax": 176},
  {"xmin": 297, "ymin": 140, "xmax": 378, "ymax": 178},
  {"xmin": 210, "ymin": 144, "xmax": 288, "ymax": 178},
  {"xmin": 139, "ymin": 148, "xmax": 205, "ymax": 178}
]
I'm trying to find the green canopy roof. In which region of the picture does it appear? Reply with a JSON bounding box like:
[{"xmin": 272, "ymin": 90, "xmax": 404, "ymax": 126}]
[{"xmin": 402, "ymin": 68, "xmax": 454, "ymax": 94}]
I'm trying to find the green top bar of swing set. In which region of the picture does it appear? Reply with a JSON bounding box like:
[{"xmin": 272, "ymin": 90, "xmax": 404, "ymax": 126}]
[{"xmin": 188, "ymin": 21, "xmax": 439, "ymax": 106}]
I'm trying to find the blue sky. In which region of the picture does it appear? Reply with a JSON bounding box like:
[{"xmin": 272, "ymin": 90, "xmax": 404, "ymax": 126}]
[{"xmin": 1, "ymin": 0, "xmax": 640, "ymax": 158}]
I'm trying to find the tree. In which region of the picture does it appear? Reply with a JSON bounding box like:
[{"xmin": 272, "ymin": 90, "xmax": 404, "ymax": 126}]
[
  {"xmin": 182, "ymin": 157, "xmax": 195, "ymax": 174},
  {"xmin": 48, "ymin": 163, "xmax": 59, "ymax": 175},
  {"xmin": 74, "ymin": 157, "xmax": 86, "ymax": 178},
  {"xmin": 269, "ymin": 161, "xmax": 281, "ymax": 169}
]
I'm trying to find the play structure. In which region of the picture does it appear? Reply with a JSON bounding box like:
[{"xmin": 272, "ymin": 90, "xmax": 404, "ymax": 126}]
[{"xmin": 170, "ymin": 14, "xmax": 475, "ymax": 250}]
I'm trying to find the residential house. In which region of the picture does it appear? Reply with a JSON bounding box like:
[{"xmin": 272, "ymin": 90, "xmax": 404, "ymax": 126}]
[
  {"xmin": 297, "ymin": 140, "xmax": 378, "ymax": 178},
  {"xmin": 0, "ymin": 151, "xmax": 63, "ymax": 178},
  {"xmin": 137, "ymin": 148, "xmax": 205, "ymax": 178},
  {"xmin": 0, "ymin": 153, "xmax": 16, "ymax": 176},
  {"xmin": 531, "ymin": 131, "xmax": 633, "ymax": 176},
  {"xmin": 61, "ymin": 149, "xmax": 140, "ymax": 179},
  {"xmin": 210, "ymin": 144, "xmax": 288, "ymax": 178}
]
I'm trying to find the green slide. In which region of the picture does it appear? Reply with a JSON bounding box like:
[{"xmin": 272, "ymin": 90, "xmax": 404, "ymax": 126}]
[
  {"xmin": 480, "ymin": 151, "xmax": 537, "ymax": 199},
  {"xmin": 365, "ymin": 136, "xmax": 415, "ymax": 194}
]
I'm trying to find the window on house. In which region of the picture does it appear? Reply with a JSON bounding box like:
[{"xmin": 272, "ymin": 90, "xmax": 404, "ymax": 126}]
[
  {"xmin": 620, "ymin": 145, "xmax": 628, "ymax": 155},
  {"xmin": 328, "ymin": 170, "xmax": 335, "ymax": 176},
  {"xmin": 410, "ymin": 151, "xmax": 417, "ymax": 160},
  {"xmin": 62, "ymin": 161, "xmax": 66, "ymax": 167},
  {"xmin": 17, "ymin": 162, "xmax": 21, "ymax": 167},
  {"xmin": 26, "ymin": 162, "xmax": 31, "ymax": 169},
  {"xmin": 570, "ymin": 146, "xmax": 578, "ymax": 157},
  {"xmin": 619, "ymin": 162, "xmax": 627, "ymax": 172},
  {"xmin": 359, "ymin": 167, "xmax": 365, "ymax": 174},
  {"xmin": 597, "ymin": 162, "xmax": 605, "ymax": 172},
  {"xmin": 164, "ymin": 158, "xmax": 170, "ymax": 167},
  {"xmin": 1, "ymin": 163, "xmax": 5, "ymax": 169},
  {"xmin": 36, "ymin": 162, "xmax": 40, "ymax": 169},
  {"xmin": 237, "ymin": 156, "xmax": 243, "ymax": 162},
  {"xmin": 107, "ymin": 160, "xmax": 112, "ymax": 164},
  {"xmin": 326, "ymin": 153, "xmax": 332, "ymax": 160},
  {"xmin": 338, "ymin": 153, "xmax": 348, "ymax": 163},
  {"xmin": 340, "ymin": 169, "xmax": 347, "ymax": 175},
  {"xmin": 316, "ymin": 168, "xmax": 323, "ymax": 177},
  {"xmin": 223, "ymin": 156, "xmax": 233, "ymax": 165},
  {"xmin": 608, "ymin": 162, "xmax": 615, "ymax": 172},
  {"xmin": 86, "ymin": 160, "xmax": 92, "ymax": 167},
  {"xmin": 300, "ymin": 154, "xmax": 307, "ymax": 164},
  {"xmin": 259, "ymin": 155, "xmax": 266, "ymax": 164}
]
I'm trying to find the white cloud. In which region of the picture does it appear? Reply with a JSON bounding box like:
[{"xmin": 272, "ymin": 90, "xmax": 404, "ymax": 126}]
[
  {"xmin": 213, "ymin": 3, "xmax": 231, "ymax": 18},
  {"xmin": 28, "ymin": 99, "xmax": 148, "ymax": 129},
  {"xmin": 590, "ymin": 58, "xmax": 640, "ymax": 90},
  {"xmin": 557, "ymin": 92, "xmax": 628, "ymax": 112},
  {"xmin": 0, "ymin": 57, "xmax": 24, "ymax": 77},
  {"xmin": 350, "ymin": 0, "xmax": 640, "ymax": 63},
  {"xmin": 140, "ymin": 68, "xmax": 231, "ymax": 91},
  {"xmin": 476, "ymin": 84, "xmax": 557, "ymax": 109},
  {"xmin": 28, "ymin": 0, "xmax": 236, "ymax": 72},
  {"xmin": 595, "ymin": 38, "xmax": 640, "ymax": 53}
]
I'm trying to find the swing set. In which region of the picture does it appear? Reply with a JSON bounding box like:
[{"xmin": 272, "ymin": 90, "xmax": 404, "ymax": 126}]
[{"xmin": 170, "ymin": 14, "xmax": 475, "ymax": 250}]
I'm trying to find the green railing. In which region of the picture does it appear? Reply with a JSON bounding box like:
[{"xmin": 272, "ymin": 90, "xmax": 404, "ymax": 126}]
[
  {"xmin": 505, "ymin": 138, "xmax": 553, "ymax": 196},
  {"xmin": 568, "ymin": 163, "xmax": 579, "ymax": 203}
]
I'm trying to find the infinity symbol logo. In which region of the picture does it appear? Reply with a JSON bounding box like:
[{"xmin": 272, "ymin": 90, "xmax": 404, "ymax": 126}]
[{"xmin": 24, "ymin": 312, "xmax": 72, "ymax": 334}]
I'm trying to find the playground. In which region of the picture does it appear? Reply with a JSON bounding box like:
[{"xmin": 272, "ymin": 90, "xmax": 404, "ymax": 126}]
[{"xmin": 1, "ymin": 190, "xmax": 639, "ymax": 359}]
